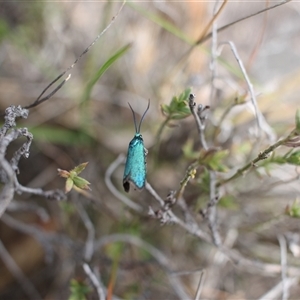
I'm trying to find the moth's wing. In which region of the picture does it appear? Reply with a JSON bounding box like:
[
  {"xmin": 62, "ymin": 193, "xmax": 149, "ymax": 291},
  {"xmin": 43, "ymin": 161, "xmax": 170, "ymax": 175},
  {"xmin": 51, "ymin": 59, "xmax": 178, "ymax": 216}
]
[
  {"xmin": 123, "ymin": 135, "xmax": 146, "ymax": 192},
  {"xmin": 130, "ymin": 140, "xmax": 146, "ymax": 189},
  {"xmin": 123, "ymin": 145, "xmax": 133, "ymax": 192}
]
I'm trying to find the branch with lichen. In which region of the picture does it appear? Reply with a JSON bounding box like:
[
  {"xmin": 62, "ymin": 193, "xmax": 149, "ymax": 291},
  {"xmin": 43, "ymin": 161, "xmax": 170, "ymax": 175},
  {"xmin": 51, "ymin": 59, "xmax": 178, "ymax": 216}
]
[{"xmin": 0, "ymin": 106, "xmax": 65, "ymax": 218}]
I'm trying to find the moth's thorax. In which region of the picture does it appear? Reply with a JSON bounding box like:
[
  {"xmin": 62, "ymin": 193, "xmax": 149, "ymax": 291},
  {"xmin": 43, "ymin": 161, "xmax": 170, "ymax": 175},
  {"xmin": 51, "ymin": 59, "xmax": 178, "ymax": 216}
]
[{"xmin": 129, "ymin": 133, "xmax": 143, "ymax": 146}]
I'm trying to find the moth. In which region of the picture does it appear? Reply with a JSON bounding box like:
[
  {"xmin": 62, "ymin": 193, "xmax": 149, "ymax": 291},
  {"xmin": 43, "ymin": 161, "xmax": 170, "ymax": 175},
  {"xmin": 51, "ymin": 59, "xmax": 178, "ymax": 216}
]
[{"xmin": 123, "ymin": 100, "xmax": 150, "ymax": 192}]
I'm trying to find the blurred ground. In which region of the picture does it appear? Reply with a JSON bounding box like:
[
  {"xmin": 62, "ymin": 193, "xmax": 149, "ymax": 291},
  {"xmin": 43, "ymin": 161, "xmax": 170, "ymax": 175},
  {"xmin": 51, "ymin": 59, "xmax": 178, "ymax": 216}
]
[{"xmin": 1, "ymin": 1, "xmax": 300, "ymax": 299}]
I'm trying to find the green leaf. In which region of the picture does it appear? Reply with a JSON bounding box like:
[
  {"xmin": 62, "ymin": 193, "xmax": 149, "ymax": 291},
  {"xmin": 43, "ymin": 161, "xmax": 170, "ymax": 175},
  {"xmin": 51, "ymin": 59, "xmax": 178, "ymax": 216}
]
[
  {"xmin": 182, "ymin": 139, "xmax": 198, "ymax": 160},
  {"xmin": 155, "ymin": 88, "xmax": 192, "ymax": 159},
  {"xmin": 199, "ymin": 149, "xmax": 229, "ymax": 172},
  {"xmin": 269, "ymin": 156, "xmax": 287, "ymax": 165},
  {"xmin": 161, "ymin": 104, "xmax": 170, "ymax": 116},
  {"xmin": 162, "ymin": 88, "xmax": 191, "ymax": 120},
  {"xmin": 72, "ymin": 162, "xmax": 89, "ymax": 175},
  {"xmin": 73, "ymin": 176, "xmax": 91, "ymax": 191},
  {"xmin": 58, "ymin": 163, "xmax": 91, "ymax": 193},
  {"xmin": 69, "ymin": 279, "xmax": 91, "ymax": 300},
  {"xmin": 286, "ymin": 150, "xmax": 300, "ymax": 166},
  {"xmin": 105, "ymin": 242, "xmax": 124, "ymax": 260},
  {"xmin": 286, "ymin": 200, "xmax": 300, "ymax": 218},
  {"xmin": 29, "ymin": 126, "xmax": 94, "ymax": 146},
  {"xmin": 197, "ymin": 169, "xmax": 210, "ymax": 194},
  {"xmin": 178, "ymin": 87, "xmax": 191, "ymax": 101},
  {"xmin": 59, "ymin": 202, "xmax": 75, "ymax": 214},
  {"xmin": 65, "ymin": 178, "xmax": 74, "ymax": 193},
  {"xmin": 269, "ymin": 150, "xmax": 300, "ymax": 166},
  {"xmin": 82, "ymin": 43, "xmax": 132, "ymax": 104},
  {"xmin": 218, "ymin": 195, "xmax": 238, "ymax": 210},
  {"xmin": 0, "ymin": 19, "xmax": 9, "ymax": 42}
]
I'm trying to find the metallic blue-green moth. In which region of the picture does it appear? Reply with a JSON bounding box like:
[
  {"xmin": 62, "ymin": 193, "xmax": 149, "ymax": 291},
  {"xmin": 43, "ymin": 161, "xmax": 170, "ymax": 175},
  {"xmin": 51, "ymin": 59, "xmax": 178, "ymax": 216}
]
[{"xmin": 123, "ymin": 100, "xmax": 150, "ymax": 192}]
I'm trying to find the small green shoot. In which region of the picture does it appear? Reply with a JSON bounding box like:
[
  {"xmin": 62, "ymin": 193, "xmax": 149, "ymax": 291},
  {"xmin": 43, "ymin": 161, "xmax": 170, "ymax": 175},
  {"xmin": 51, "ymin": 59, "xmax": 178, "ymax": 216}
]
[
  {"xmin": 69, "ymin": 279, "xmax": 91, "ymax": 300},
  {"xmin": 58, "ymin": 162, "xmax": 91, "ymax": 193},
  {"xmin": 286, "ymin": 199, "xmax": 300, "ymax": 218},
  {"xmin": 82, "ymin": 43, "xmax": 132, "ymax": 105},
  {"xmin": 265, "ymin": 150, "xmax": 300, "ymax": 167},
  {"xmin": 198, "ymin": 148, "xmax": 229, "ymax": 172},
  {"xmin": 160, "ymin": 88, "xmax": 191, "ymax": 121},
  {"xmin": 218, "ymin": 195, "xmax": 238, "ymax": 210},
  {"xmin": 156, "ymin": 88, "xmax": 191, "ymax": 146}
]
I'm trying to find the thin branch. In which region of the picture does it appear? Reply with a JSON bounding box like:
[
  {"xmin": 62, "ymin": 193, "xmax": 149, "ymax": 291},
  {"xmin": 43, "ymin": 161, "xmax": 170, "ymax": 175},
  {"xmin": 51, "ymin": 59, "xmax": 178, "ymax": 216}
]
[
  {"xmin": 197, "ymin": 0, "xmax": 292, "ymax": 45},
  {"xmin": 24, "ymin": 74, "xmax": 71, "ymax": 109},
  {"xmin": 105, "ymin": 154, "xmax": 143, "ymax": 213},
  {"xmin": 206, "ymin": 171, "xmax": 222, "ymax": 246},
  {"xmin": 9, "ymin": 129, "xmax": 33, "ymax": 174},
  {"xmin": 175, "ymin": 162, "xmax": 198, "ymax": 203},
  {"xmin": 188, "ymin": 92, "xmax": 221, "ymax": 245},
  {"xmin": 14, "ymin": 182, "xmax": 66, "ymax": 201},
  {"xmin": 146, "ymin": 182, "xmax": 212, "ymax": 242},
  {"xmin": 170, "ymin": 269, "xmax": 206, "ymax": 300},
  {"xmin": 221, "ymin": 245, "xmax": 300, "ymax": 278},
  {"xmin": 196, "ymin": 0, "xmax": 228, "ymax": 44},
  {"xmin": 217, "ymin": 130, "xmax": 296, "ymax": 187},
  {"xmin": 95, "ymin": 234, "xmax": 192, "ymax": 300},
  {"xmin": 83, "ymin": 263, "xmax": 106, "ymax": 300},
  {"xmin": 258, "ymin": 277, "xmax": 299, "ymax": 300},
  {"xmin": 75, "ymin": 200, "xmax": 95, "ymax": 262},
  {"xmin": 188, "ymin": 94, "xmax": 208, "ymax": 150},
  {"xmin": 146, "ymin": 182, "xmax": 300, "ymax": 279},
  {"xmin": 177, "ymin": 0, "xmax": 292, "ymax": 73},
  {"xmin": 278, "ymin": 234, "xmax": 289, "ymax": 300},
  {"xmin": 205, "ymin": 2, "xmax": 222, "ymax": 247},
  {"xmin": 0, "ymin": 159, "xmax": 15, "ymax": 218},
  {"xmin": 7, "ymin": 201, "xmax": 50, "ymax": 222},
  {"xmin": 194, "ymin": 270, "xmax": 206, "ymax": 300},
  {"xmin": 209, "ymin": 0, "xmax": 220, "ymax": 105},
  {"xmin": 218, "ymin": 41, "xmax": 275, "ymax": 141},
  {"xmin": 24, "ymin": 0, "xmax": 126, "ymax": 110},
  {"xmin": 145, "ymin": 181, "xmax": 165, "ymax": 206}
]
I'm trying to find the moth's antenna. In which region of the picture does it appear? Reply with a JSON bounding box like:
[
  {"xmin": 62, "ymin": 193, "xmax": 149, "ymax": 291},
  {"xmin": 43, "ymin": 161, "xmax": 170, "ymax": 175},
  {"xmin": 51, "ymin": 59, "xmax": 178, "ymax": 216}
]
[
  {"xmin": 138, "ymin": 99, "xmax": 150, "ymax": 134},
  {"xmin": 128, "ymin": 103, "xmax": 138, "ymax": 134}
]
